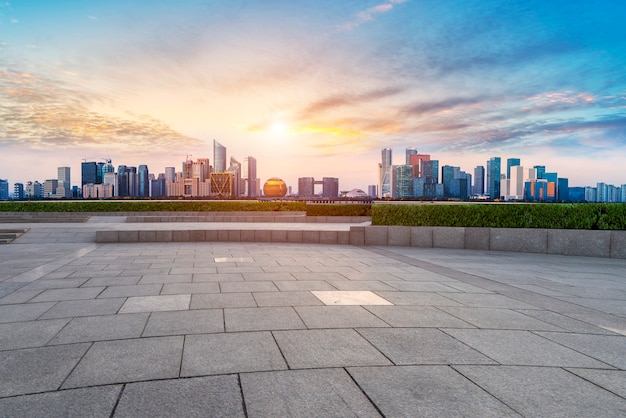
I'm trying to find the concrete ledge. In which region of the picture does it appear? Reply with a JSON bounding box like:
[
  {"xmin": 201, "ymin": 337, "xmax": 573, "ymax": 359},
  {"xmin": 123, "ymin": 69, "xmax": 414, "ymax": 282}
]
[
  {"xmin": 548, "ymin": 229, "xmax": 610, "ymax": 258},
  {"xmin": 94, "ymin": 225, "xmax": 626, "ymax": 259},
  {"xmin": 490, "ymin": 228, "xmax": 547, "ymax": 254}
]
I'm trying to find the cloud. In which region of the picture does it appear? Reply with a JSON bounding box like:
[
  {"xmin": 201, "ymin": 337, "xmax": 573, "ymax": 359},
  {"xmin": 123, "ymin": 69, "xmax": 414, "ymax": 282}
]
[
  {"xmin": 0, "ymin": 70, "xmax": 203, "ymax": 151},
  {"xmin": 338, "ymin": 0, "xmax": 407, "ymax": 31},
  {"xmin": 299, "ymin": 86, "xmax": 405, "ymax": 118}
]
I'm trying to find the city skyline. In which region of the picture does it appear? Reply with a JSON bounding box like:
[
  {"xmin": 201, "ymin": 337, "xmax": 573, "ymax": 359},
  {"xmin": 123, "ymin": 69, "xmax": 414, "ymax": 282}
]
[{"xmin": 2, "ymin": 1, "xmax": 626, "ymax": 188}]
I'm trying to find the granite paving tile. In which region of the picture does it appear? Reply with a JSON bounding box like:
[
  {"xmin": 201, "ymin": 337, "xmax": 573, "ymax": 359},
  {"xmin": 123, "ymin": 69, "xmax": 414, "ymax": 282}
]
[
  {"xmin": 115, "ymin": 375, "xmax": 244, "ymax": 418},
  {"xmin": 160, "ymin": 282, "xmax": 219, "ymax": 295},
  {"xmin": 142, "ymin": 309, "xmax": 224, "ymax": 336},
  {"xmin": 274, "ymin": 280, "xmax": 336, "ymax": 291},
  {"xmin": 192, "ymin": 273, "xmax": 244, "ymax": 282},
  {"xmin": 0, "ymin": 343, "xmax": 90, "ymax": 397},
  {"xmin": 384, "ymin": 281, "xmax": 461, "ymax": 292},
  {"xmin": 97, "ymin": 284, "xmax": 162, "ymax": 298},
  {"xmin": 442, "ymin": 293, "xmax": 540, "ymax": 309},
  {"xmin": 241, "ymin": 368, "xmax": 381, "ymax": 417},
  {"xmin": 252, "ymin": 291, "xmax": 324, "ymax": 307},
  {"xmin": 181, "ymin": 331, "xmax": 286, "ymax": 376},
  {"xmin": 242, "ymin": 272, "xmax": 296, "ymax": 281},
  {"xmin": 190, "ymin": 292, "xmax": 257, "ymax": 309},
  {"xmin": 0, "ymin": 289, "xmax": 43, "ymax": 304},
  {"xmin": 566, "ymin": 368, "xmax": 626, "ymax": 398},
  {"xmin": 39, "ymin": 298, "xmax": 126, "ymax": 319},
  {"xmin": 295, "ymin": 306, "xmax": 390, "ymax": 328},
  {"xmin": 81, "ymin": 276, "xmax": 141, "ymax": 287},
  {"xmin": 536, "ymin": 332, "xmax": 626, "ymax": 369},
  {"xmin": 373, "ymin": 291, "xmax": 462, "ymax": 306},
  {"xmin": 439, "ymin": 307, "xmax": 564, "ymax": 331},
  {"xmin": 63, "ymin": 336, "xmax": 184, "ymax": 388},
  {"xmin": 119, "ymin": 294, "xmax": 191, "ymax": 313},
  {"xmin": 515, "ymin": 309, "xmax": 620, "ymax": 335},
  {"xmin": 455, "ymin": 365, "xmax": 626, "ymax": 417},
  {"xmin": 21, "ymin": 278, "xmax": 89, "ymax": 290},
  {"xmin": 365, "ymin": 305, "xmax": 474, "ymax": 328},
  {"xmin": 48, "ymin": 313, "xmax": 149, "ymax": 345},
  {"xmin": 444, "ymin": 329, "xmax": 611, "ymax": 368},
  {"xmin": 348, "ymin": 365, "xmax": 518, "ymax": 417},
  {"xmin": 29, "ymin": 287, "xmax": 105, "ymax": 302},
  {"xmin": 273, "ymin": 329, "xmax": 392, "ymax": 369},
  {"xmin": 224, "ymin": 307, "xmax": 305, "ymax": 331},
  {"xmin": 358, "ymin": 328, "xmax": 496, "ymax": 365},
  {"xmin": 327, "ymin": 280, "xmax": 397, "ymax": 291},
  {"xmin": 0, "ymin": 302, "xmax": 55, "ymax": 323},
  {"xmin": 138, "ymin": 274, "xmax": 192, "ymax": 285},
  {"xmin": 219, "ymin": 281, "xmax": 279, "ymax": 293},
  {"xmin": 0, "ymin": 385, "xmax": 122, "ymax": 418},
  {"xmin": 0, "ymin": 319, "xmax": 70, "ymax": 350}
]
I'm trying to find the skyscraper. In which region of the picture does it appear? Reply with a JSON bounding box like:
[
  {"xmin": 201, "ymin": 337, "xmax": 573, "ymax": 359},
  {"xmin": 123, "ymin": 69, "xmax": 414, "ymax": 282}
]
[
  {"xmin": 486, "ymin": 157, "xmax": 501, "ymax": 199},
  {"xmin": 322, "ymin": 177, "xmax": 339, "ymax": 198},
  {"xmin": 534, "ymin": 165, "xmax": 546, "ymax": 179},
  {"xmin": 405, "ymin": 147, "xmax": 418, "ymax": 165},
  {"xmin": 506, "ymin": 158, "xmax": 520, "ymax": 179},
  {"xmin": 228, "ymin": 157, "xmax": 242, "ymax": 197},
  {"xmin": 298, "ymin": 177, "xmax": 315, "ymax": 197},
  {"xmin": 0, "ymin": 179, "xmax": 8, "ymax": 200},
  {"xmin": 392, "ymin": 165, "xmax": 413, "ymax": 198},
  {"xmin": 14, "ymin": 183, "xmax": 25, "ymax": 200},
  {"xmin": 243, "ymin": 156, "xmax": 258, "ymax": 197},
  {"xmin": 213, "ymin": 140, "xmax": 227, "ymax": 172},
  {"xmin": 81, "ymin": 162, "xmax": 97, "ymax": 185},
  {"xmin": 473, "ymin": 166, "xmax": 485, "ymax": 195},
  {"xmin": 379, "ymin": 148, "xmax": 392, "ymax": 198},
  {"xmin": 138, "ymin": 165, "xmax": 149, "ymax": 197}
]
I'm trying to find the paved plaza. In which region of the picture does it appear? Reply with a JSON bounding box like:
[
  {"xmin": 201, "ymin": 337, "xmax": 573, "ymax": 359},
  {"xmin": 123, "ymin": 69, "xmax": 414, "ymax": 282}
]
[{"xmin": 1, "ymin": 220, "xmax": 625, "ymax": 416}]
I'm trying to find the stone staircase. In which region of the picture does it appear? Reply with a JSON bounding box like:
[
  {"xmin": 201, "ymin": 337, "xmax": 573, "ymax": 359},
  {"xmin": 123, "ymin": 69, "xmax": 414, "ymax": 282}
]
[{"xmin": 0, "ymin": 229, "xmax": 28, "ymax": 244}]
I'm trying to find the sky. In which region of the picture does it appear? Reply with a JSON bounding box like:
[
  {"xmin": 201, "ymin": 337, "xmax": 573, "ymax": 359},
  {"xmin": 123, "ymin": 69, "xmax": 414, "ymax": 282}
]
[{"xmin": 2, "ymin": 0, "xmax": 626, "ymax": 191}]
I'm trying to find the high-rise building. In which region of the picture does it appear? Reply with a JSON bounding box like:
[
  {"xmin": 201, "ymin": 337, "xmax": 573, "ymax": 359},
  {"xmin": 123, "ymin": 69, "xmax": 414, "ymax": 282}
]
[
  {"xmin": 58, "ymin": 167, "xmax": 70, "ymax": 190},
  {"xmin": 298, "ymin": 177, "xmax": 315, "ymax": 197},
  {"xmin": 243, "ymin": 157, "xmax": 258, "ymax": 197},
  {"xmin": 393, "ymin": 165, "xmax": 413, "ymax": 198},
  {"xmin": 14, "ymin": 183, "xmax": 25, "ymax": 200},
  {"xmin": 409, "ymin": 154, "xmax": 431, "ymax": 178},
  {"xmin": 506, "ymin": 158, "xmax": 521, "ymax": 179},
  {"xmin": 534, "ymin": 165, "xmax": 546, "ymax": 180},
  {"xmin": 473, "ymin": 166, "xmax": 485, "ymax": 195},
  {"xmin": 486, "ymin": 157, "xmax": 501, "ymax": 199},
  {"xmin": 379, "ymin": 148, "xmax": 392, "ymax": 198},
  {"xmin": 368, "ymin": 185, "xmax": 377, "ymax": 198},
  {"xmin": 127, "ymin": 166, "xmax": 138, "ymax": 197},
  {"xmin": 25, "ymin": 181, "xmax": 43, "ymax": 199},
  {"xmin": 81, "ymin": 162, "xmax": 97, "ymax": 185},
  {"xmin": 138, "ymin": 165, "xmax": 149, "ymax": 197},
  {"xmin": 322, "ymin": 177, "xmax": 339, "ymax": 198},
  {"xmin": 103, "ymin": 172, "xmax": 117, "ymax": 197},
  {"xmin": 506, "ymin": 165, "xmax": 525, "ymax": 200},
  {"xmin": 421, "ymin": 160, "xmax": 439, "ymax": 182},
  {"xmin": 44, "ymin": 179, "xmax": 58, "ymax": 198},
  {"xmin": 0, "ymin": 179, "xmax": 8, "ymax": 200},
  {"xmin": 210, "ymin": 172, "xmax": 232, "ymax": 198},
  {"xmin": 117, "ymin": 165, "xmax": 128, "ymax": 197},
  {"xmin": 213, "ymin": 140, "xmax": 227, "ymax": 172},
  {"xmin": 441, "ymin": 165, "xmax": 458, "ymax": 197},
  {"xmin": 405, "ymin": 147, "xmax": 418, "ymax": 165},
  {"xmin": 557, "ymin": 178, "xmax": 569, "ymax": 201},
  {"xmin": 228, "ymin": 157, "xmax": 242, "ymax": 197}
]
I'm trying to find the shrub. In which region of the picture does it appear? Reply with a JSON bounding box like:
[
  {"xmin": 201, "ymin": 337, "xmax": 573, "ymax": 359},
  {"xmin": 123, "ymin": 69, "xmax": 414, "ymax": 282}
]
[{"xmin": 371, "ymin": 203, "xmax": 626, "ymax": 230}]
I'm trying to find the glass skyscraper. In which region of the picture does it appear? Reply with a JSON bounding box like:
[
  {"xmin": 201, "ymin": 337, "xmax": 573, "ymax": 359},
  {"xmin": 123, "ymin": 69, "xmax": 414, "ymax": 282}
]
[
  {"xmin": 138, "ymin": 165, "xmax": 149, "ymax": 197},
  {"xmin": 486, "ymin": 157, "xmax": 501, "ymax": 199},
  {"xmin": 506, "ymin": 158, "xmax": 520, "ymax": 179},
  {"xmin": 379, "ymin": 148, "xmax": 392, "ymax": 198},
  {"xmin": 213, "ymin": 140, "xmax": 227, "ymax": 172}
]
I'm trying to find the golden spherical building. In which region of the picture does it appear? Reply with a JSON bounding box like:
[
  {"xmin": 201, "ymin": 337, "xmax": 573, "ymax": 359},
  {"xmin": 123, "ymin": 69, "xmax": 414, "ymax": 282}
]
[{"xmin": 263, "ymin": 178, "xmax": 288, "ymax": 197}]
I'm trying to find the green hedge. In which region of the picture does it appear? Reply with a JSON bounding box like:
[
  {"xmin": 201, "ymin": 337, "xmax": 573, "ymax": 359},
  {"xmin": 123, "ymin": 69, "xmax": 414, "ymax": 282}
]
[
  {"xmin": 372, "ymin": 203, "xmax": 626, "ymax": 230},
  {"xmin": 0, "ymin": 201, "xmax": 306, "ymax": 212},
  {"xmin": 305, "ymin": 204, "xmax": 372, "ymax": 217}
]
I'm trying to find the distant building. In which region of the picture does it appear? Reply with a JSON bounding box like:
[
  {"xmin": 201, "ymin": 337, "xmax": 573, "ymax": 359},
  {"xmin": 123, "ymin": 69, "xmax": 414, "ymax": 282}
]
[
  {"xmin": 322, "ymin": 177, "xmax": 339, "ymax": 198},
  {"xmin": 228, "ymin": 157, "xmax": 242, "ymax": 198},
  {"xmin": 213, "ymin": 140, "xmax": 227, "ymax": 172},
  {"xmin": 55, "ymin": 167, "xmax": 71, "ymax": 198},
  {"xmin": 379, "ymin": 148, "xmax": 392, "ymax": 198},
  {"xmin": 243, "ymin": 156, "xmax": 259, "ymax": 197},
  {"xmin": 392, "ymin": 165, "xmax": 413, "ymax": 198},
  {"xmin": 0, "ymin": 179, "xmax": 8, "ymax": 200},
  {"xmin": 506, "ymin": 158, "xmax": 520, "ymax": 179},
  {"xmin": 14, "ymin": 183, "xmax": 25, "ymax": 200},
  {"xmin": 473, "ymin": 166, "xmax": 485, "ymax": 195},
  {"xmin": 367, "ymin": 185, "xmax": 377, "ymax": 198},
  {"xmin": 486, "ymin": 157, "xmax": 501, "ymax": 199},
  {"xmin": 44, "ymin": 179, "xmax": 58, "ymax": 198},
  {"xmin": 81, "ymin": 162, "xmax": 98, "ymax": 186},
  {"xmin": 138, "ymin": 165, "xmax": 149, "ymax": 197},
  {"xmin": 298, "ymin": 177, "xmax": 315, "ymax": 197},
  {"xmin": 405, "ymin": 147, "xmax": 418, "ymax": 165},
  {"xmin": 568, "ymin": 187, "xmax": 585, "ymax": 202},
  {"xmin": 25, "ymin": 181, "xmax": 43, "ymax": 199},
  {"xmin": 210, "ymin": 172, "xmax": 232, "ymax": 198}
]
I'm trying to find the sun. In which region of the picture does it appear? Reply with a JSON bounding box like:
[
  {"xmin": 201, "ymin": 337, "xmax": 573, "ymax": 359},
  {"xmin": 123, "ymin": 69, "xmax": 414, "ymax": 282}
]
[{"xmin": 270, "ymin": 121, "xmax": 287, "ymax": 135}]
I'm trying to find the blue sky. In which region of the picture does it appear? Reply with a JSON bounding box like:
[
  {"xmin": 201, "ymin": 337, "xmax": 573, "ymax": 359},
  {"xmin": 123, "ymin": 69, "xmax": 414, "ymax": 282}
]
[{"xmin": 1, "ymin": 0, "xmax": 626, "ymax": 189}]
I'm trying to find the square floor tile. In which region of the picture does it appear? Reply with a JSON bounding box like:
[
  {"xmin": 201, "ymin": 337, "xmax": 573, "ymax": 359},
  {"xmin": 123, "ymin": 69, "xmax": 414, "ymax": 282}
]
[
  {"xmin": 311, "ymin": 291, "xmax": 393, "ymax": 306},
  {"xmin": 119, "ymin": 295, "xmax": 191, "ymax": 313}
]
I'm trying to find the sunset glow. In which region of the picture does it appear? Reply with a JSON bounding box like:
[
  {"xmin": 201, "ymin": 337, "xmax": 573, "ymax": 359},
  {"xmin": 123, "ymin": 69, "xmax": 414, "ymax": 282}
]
[{"xmin": 1, "ymin": 1, "xmax": 626, "ymax": 190}]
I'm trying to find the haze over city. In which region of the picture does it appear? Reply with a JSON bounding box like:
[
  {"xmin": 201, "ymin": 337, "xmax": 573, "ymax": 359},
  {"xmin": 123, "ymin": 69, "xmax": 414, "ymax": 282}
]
[{"xmin": 2, "ymin": 0, "xmax": 626, "ymax": 189}]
